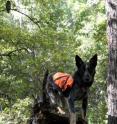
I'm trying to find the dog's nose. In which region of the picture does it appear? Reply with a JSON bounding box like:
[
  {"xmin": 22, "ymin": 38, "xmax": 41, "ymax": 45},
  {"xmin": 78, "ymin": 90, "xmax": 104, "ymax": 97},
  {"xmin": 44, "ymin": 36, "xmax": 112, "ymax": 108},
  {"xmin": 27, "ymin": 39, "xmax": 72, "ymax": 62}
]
[
  {"xmin": 83, "ymin": 72, "xmax": 91, "ymax": 82},
  {"xmin": 83, "ymin": 76, "xmax": 91, "ymax": 82}
]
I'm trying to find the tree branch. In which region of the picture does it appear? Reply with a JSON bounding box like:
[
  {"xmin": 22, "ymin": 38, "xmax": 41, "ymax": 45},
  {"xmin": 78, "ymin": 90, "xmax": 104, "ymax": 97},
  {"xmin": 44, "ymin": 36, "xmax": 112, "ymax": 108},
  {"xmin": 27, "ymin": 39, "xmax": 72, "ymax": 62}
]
[
  {"xmin": 0, "ymin": 48, "xmax": 29, "ymax": 57},
  {"xmin": 11, "ymin": 9, "xmax": 42, "ymax": 31}
]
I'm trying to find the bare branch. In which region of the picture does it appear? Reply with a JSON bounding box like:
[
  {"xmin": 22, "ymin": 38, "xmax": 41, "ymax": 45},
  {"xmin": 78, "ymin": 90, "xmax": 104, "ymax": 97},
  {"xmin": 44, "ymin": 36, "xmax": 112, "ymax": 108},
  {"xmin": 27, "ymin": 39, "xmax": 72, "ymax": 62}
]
[{"xmin": 11, "ymin": 9, "xmax": 42, "ymax": 31}]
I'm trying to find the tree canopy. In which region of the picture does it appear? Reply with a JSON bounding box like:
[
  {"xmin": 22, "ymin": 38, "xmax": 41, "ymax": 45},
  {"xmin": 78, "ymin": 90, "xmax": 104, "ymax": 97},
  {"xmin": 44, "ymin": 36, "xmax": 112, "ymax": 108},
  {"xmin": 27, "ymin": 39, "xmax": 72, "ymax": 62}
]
[{"xmin": 0, "ymin": 0, "xmax": 107, "ymax": 123}]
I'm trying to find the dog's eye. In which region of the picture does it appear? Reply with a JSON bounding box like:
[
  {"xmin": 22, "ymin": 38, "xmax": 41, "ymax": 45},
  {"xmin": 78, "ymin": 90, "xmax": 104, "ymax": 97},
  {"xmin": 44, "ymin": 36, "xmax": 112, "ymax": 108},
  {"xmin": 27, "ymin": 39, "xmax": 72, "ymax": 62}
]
[
  {"xmin": 81, "ymin": 65, "xmax": 85, "ymax": 72},
  {"xmin": 88, "ymin": 67, "xmax": 94, "ymax": 73}
]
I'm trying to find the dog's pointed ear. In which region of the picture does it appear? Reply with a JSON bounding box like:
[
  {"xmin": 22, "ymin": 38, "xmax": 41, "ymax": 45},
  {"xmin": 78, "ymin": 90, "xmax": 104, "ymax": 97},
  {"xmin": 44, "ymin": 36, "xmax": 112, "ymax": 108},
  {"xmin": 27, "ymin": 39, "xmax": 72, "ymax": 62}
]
[
  {"xmin": 75, "ymin": 55, "xmax": 83, "ymax": 68},
  {"xmin": 89, "ymin": 54, "xmax": 97, "ymax": 68}
]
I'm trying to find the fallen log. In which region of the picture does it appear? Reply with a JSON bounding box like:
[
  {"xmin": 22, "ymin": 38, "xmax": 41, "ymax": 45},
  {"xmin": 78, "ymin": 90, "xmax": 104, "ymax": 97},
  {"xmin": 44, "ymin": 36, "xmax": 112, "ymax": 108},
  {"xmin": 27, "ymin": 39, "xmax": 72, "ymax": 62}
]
[
  {"xmin": 28, "ymin": 96, "xmax": 87, "ymax": 124},
  {"xmin": 29, "ymin": 111, "xmax": 87, "ymax": 124}
]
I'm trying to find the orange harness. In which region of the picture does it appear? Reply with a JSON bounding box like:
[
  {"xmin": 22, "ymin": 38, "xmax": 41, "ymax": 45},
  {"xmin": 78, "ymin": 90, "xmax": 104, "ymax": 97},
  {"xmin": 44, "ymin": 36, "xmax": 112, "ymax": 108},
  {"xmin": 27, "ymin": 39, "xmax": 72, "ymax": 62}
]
[{"xmin": 53, "ymin": 72, "xmax": 74, "ymax": 91}]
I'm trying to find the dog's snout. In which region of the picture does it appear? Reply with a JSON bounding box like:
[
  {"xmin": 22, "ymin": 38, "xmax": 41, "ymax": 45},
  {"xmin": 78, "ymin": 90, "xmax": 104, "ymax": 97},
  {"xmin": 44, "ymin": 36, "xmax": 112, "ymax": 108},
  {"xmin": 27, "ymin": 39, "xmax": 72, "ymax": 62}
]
[
  {"xmin": 84, "ymin": 77, "xmax": 90, "ymax": 82},
  {"xmin": 83, "ymin": 72, "xmax": 91, "ymax": 82}
]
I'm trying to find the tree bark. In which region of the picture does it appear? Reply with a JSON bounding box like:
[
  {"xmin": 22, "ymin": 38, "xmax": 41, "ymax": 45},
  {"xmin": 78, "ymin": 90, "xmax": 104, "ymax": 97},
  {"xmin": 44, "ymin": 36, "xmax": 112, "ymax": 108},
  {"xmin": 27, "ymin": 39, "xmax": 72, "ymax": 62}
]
[{"xmin": 106, "ymin": 0, "xmax": 117, "ymax": 123}]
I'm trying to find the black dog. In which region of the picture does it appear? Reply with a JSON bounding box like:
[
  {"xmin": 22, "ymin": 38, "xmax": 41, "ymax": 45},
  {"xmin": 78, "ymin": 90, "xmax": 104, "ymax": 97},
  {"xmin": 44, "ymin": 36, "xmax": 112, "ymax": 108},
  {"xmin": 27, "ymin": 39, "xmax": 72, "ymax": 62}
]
[{"xmin": 44, "ymin": 54, "xmax": 97, "ymax": 124}]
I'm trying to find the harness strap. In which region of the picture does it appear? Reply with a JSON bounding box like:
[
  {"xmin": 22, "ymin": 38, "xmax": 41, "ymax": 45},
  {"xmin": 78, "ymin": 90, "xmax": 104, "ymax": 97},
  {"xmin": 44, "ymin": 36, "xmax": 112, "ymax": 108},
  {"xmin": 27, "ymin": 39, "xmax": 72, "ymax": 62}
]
[
  {"xmin": 54, "ymin": 75, "xmax": 70, "ymax": 90},
  {"xmin": 53, "ymin": 75, "xmax": 70, "ymax": 82}
]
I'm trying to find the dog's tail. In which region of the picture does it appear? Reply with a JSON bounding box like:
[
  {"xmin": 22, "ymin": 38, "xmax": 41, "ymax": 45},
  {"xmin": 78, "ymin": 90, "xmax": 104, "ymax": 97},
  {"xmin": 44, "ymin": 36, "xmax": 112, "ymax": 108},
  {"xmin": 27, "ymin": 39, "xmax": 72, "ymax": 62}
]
[{"xmin": 42, "ymin": 69, "xmax": 49, "ymax": 103}]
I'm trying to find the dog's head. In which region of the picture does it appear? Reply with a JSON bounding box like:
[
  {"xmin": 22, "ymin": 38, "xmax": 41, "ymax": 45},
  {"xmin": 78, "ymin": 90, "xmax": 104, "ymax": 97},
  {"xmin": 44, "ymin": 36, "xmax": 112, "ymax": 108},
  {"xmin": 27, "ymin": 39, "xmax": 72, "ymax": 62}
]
[{"xmin": 75, "ymin": 54, "xmax": 97, "ymax": 87}]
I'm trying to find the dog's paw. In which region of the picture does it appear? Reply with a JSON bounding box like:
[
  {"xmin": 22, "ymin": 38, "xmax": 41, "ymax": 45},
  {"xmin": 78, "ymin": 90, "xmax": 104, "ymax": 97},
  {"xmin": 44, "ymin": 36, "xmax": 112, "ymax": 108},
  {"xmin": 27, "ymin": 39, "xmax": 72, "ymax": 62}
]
[
  {"xmin": 57, "ymin": 107, "xmax": 65, "ymax": 115},
  {"xmin": 57, "ymin": 110, "xmax": 66, "ymax": 115}
]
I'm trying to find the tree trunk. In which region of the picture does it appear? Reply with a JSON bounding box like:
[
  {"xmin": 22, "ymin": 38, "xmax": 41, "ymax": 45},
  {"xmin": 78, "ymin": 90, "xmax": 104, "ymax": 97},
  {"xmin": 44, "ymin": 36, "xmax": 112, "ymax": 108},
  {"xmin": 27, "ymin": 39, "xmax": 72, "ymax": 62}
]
[{"xmin": 106, "ymin": 0, "xmax": 117, "ymax": 124}]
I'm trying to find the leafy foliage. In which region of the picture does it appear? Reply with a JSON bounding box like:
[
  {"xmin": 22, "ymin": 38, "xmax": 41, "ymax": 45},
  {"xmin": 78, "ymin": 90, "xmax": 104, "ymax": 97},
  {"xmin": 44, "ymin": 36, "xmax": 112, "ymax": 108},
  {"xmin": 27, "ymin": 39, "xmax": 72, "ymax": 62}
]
[{"xmin": 0, "ymin": 0, "xmax": 107, "ymax": 123}]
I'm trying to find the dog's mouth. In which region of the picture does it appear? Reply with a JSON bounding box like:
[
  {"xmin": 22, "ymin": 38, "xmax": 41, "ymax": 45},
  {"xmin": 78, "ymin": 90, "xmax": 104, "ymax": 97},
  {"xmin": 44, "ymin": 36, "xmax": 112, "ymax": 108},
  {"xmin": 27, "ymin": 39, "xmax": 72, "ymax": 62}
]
[
  {"xmin": 80, "ymin": 79, "xmax": 93, "ymax": 87},
  {"xmin": 83, "ymin": 78, "xmax": 91, "ymax": 83}
]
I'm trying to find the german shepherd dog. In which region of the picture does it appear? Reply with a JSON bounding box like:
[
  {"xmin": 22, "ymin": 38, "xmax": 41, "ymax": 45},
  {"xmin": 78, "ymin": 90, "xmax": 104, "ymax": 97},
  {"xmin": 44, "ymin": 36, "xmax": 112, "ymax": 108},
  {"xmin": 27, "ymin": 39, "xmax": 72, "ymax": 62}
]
[{"xmin": 43, "ymin": 54, "xmax": 97, "ymax": 124}]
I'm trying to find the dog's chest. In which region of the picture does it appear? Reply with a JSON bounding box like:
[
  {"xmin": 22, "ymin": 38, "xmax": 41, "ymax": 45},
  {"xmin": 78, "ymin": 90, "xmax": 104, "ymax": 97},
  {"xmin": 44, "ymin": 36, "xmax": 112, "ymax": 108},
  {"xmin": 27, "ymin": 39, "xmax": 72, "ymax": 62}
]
[{"xmin": 70, "ymin": 85, "xmax": 88, "ymax": 100}]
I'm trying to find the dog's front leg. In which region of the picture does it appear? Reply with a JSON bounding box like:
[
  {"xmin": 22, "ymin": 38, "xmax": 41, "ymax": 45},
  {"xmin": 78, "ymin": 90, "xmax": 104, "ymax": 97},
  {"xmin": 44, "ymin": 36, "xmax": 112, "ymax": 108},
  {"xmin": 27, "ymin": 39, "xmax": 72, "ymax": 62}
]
[
  {"xmin": 82, "ymin": 97, "xmax": 88, "ymax": 121},
  {"xmin": 67, "ymin": 98, "xmax": 76, "ymax": 124},
  {"xmin": 70, "ymin": 112, "xmax": 76, "ymax": 124}
]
